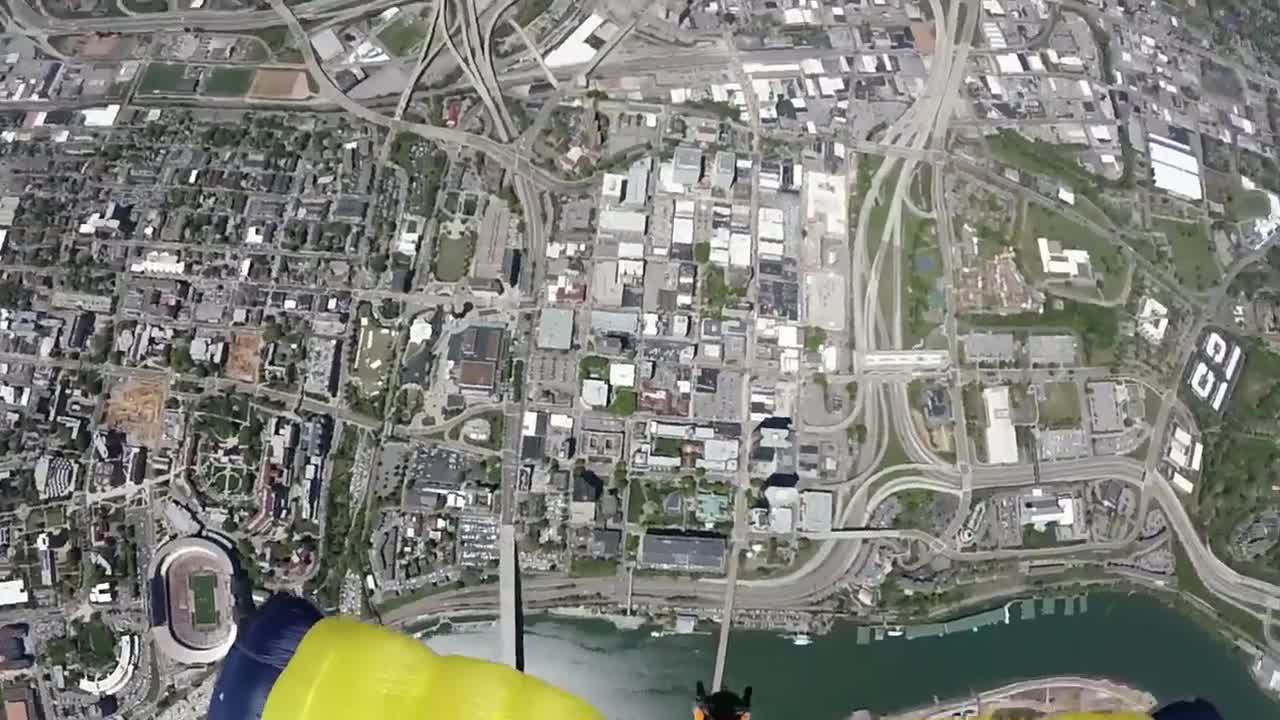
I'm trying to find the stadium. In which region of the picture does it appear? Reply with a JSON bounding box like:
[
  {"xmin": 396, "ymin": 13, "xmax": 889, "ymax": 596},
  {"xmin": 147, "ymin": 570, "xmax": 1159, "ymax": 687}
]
[{"xmin": 147, "ymin": 536, "xmax": 238, "ymax": 664}]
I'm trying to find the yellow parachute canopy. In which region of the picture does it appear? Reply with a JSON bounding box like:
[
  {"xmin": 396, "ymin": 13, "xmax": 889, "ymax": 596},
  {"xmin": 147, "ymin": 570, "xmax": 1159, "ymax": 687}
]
[{"xmin": 260, "ymin": 617, "xmax": 606, "ymax": 720}]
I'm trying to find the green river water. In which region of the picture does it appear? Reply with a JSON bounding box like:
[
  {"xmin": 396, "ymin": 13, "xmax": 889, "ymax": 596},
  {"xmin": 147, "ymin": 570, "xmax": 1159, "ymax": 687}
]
[{"xmin": 423, "ymin": 592, "xmax": 1279, "ymax": 720}]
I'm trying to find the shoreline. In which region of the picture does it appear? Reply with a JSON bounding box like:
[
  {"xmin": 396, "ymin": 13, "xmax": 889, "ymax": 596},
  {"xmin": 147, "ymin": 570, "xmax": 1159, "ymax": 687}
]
[
  {"xmin": 874, "ymin": 675, "xmax": 1157, "ymax": 720},
  {"xmin": 849, "ymin": 570, "xmax": 1270, "ymax": 656},
  {"xmin": 409, "ymin": 592, "xmax": 1280, "ymax": 716},
  {"xmin": 395, "ymin": 576, "xmax": 1279, "ymax": 699}
]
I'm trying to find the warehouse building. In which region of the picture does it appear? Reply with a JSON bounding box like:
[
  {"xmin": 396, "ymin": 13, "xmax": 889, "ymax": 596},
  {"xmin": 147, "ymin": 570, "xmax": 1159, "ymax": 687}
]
[
  {"xmin": 639, "ymin": 531, "xmax": 726, "ymax": 573},
  {"xmin": 983, "ymin": 386, "xmax": 1020, "ymax": 465},
  {"xmin": 1147, "ymin": 132, "xmax": 1203, "ymax": 202}
]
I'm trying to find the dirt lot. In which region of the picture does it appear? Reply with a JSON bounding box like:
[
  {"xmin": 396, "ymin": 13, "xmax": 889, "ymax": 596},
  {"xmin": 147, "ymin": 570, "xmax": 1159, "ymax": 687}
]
[
  {"xmin": 225, "ymin": 332, "xmax": 263, "ymax": 384},
  {"xmin": 105, "ymin": 379, "xmax": 168, "ymax": 448},
  {"xmin": 249, "ymin": 69, "xmax": 310, "ymax": 99}
]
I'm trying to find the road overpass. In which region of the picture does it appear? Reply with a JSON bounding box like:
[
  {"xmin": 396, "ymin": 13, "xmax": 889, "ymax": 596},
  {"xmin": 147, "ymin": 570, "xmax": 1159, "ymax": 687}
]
[
  {"xmin": 857, "ymin": 350, "xmax": 953, "ymax": 375},
  {"xmin": 9, "ymin": 0, "xmax": 403, "ymax": 33},
  {"xmin": 799, "ymin": 527, "xmax": 950, "ymax": 553},
  {"xmin": 383, "ymin": 450, "xmax": 1280, "ymax": 627}
]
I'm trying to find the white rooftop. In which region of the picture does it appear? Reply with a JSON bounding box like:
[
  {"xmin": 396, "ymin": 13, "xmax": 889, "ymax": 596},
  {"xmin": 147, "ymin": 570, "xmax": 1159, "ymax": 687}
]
[
  {"xmin": 545, "ymin": 13, "xmax": 606, "ymax": 68},
  {"xmin": 1037, "ymin": 237, "xmax": 1090, "ymax": 277},
  {"xmin": 983, "ymin": 386, "xmax": 1019, "ymax": 465}
]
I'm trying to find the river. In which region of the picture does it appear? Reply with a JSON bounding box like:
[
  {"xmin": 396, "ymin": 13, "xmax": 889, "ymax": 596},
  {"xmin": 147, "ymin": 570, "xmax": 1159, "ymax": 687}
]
[{"xmin": 422, "ymin": 593, "xmax": 1279, "ymax": 719}]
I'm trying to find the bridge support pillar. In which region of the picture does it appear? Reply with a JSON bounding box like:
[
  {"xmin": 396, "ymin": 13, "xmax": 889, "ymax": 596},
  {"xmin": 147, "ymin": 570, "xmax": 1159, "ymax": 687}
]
[{"xmin": 498, "ymin": 524, "xmax": 523, "ymax": 670}]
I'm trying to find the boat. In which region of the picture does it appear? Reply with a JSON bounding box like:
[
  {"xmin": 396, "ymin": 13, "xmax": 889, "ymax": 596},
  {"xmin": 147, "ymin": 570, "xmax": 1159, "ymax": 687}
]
[
  {"xmin": 786, "ymin": 633, "xmax": 813, "ymax": 646},
  {"xmin": 650, "ymin": 629, "xmax": 672, "ymax": 638},
  {"xmin": 885, "ymin": 625, "xmax": 904, "ymax": 637}
]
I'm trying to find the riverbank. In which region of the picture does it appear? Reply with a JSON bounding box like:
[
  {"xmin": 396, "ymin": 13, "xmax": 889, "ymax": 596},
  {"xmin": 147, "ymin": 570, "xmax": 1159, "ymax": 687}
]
[
  {"xmin": 880, "ymin": 676, "xmax": 1157, "ymax": 720},
  {"xmin": 547, "ymin": 606, "xmax": 646, "ymax": 630},
  {"xmin": 421, "ymin": 593, "xmax": 1280, "ymax": 720},
  {"xmin": 868, "ymin": 561, "xmax": 1270, "ymax": 659},
  {"xmin": 401, "ymin": 571, "xmax": 1259, "ymax": 652}
]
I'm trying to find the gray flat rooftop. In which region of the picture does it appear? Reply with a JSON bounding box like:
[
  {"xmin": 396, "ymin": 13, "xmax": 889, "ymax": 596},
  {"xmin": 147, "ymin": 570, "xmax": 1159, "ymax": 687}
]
[{"xmin": 963, "ymin": 332, "xmax": 1016, "ymax": 361}]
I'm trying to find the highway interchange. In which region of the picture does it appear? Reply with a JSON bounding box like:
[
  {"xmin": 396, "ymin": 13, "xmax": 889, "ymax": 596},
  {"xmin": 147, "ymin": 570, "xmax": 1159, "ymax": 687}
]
[
  {"xmin": 22, "ymin": 0, "xmax": 1280, "ymax": 647},
  {"xmin": 378, "ymin": 0, "xmax": 1280, "ymax": 641}
]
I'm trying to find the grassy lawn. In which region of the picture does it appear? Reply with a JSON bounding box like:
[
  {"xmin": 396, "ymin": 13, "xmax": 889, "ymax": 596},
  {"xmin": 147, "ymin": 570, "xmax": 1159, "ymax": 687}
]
[
  {"xmin": 890, "ymin": 489, "xmax": 937, "ymax": 531},
  {"xmin": 903, "ymin": 211, "xmax": 943, "ymax": 344},
  {"xmin": 878, "ymin": 427, "xmax": 912, "ymax": 470},
  {"xmin": 195, "ymin": 407, "xmax": 244, "ymax": 440},
  {"xmin": 190, "ymin": 574, "xmax": 218, "ymax": 625},
  {"xmin": 1173, "ymin": 541, "xmax": 1265, "ymax": 644},
  {"xmin": 1228, "ymin": 188, "xmax": 1269, "ymax": 219},
  {"xmin": 862, "ymin": 166, "xmax": 898, "ymax": 258},
  {"xmin": 433, "ymin": 232, "xmax": 473, "ymax": 282},
  {"xmin": 579, "ymin": 355, "xmax": 609, "ymax": 380},
  {"xmin": 1073, "ymin": 195, "xmax": 1113, "ymax": 229},
  {"xmin": 850, "ymin": 153, "xmax": 885, "ymax": 215},
  {"xmin": 1154, "ymin": 217, "xmax": 1220, "ymax": 291},
  {"xmin": 137, "ymin": 62, "xmax": 198, "ymax": 95},
  {"xmin": 77, "ymin": 618, "xmax": 118, "ymax": 670},
  {"xmin": 626, "ymin": 482, "xmax": 646, "ymax": 523},
  {"xmin": 204, "ymin": 67, "xmax": 256, "ymax": 97},
  {"xmin": 608, "ymin": 389, "xmax": 637, "ymax": 415},
  {"xmin": 1038, "ymin": 382, "xmax": 1081, "ymax": 428},
  {"xmin": 252, "ymin": 27, "xmax": 292, "ymax": 52},
  {"xmin": 1229, "ymin": 343, "xmax": 1280, "ymax": 426},
  {"xmin": 1206, "ymin": 169, "xmax": 1274, "ymax": 221},
  {"xmin": 988, "ymin": 130, "xmax": 1118, "ymax": 193},
  {"xmin": 569, "ymin": 557, "xmax": 619, "ymax": 577},
  {"xmin": 862, "ymin": 195, "xmax": 898, "ymax": 328},
  {"xmin": 1097, "ymin": 196, "xmax": 1134, "ymax": 227},
  {"xmin": 25, "ymin": 505, "xmax": 66, "ymax": 530},
  {"xmin": 1230, "ymin": 189, "xmax": 1273, "ymax": 220},
  {"xmin": 1193, "ymin": 348, "xmax": 1280, "ymax": 584},
  {"xmin": 237, "ymin": 39, "xmax": 269, "ymax": 62},
  {"xmin": 1021, "ymin": 525, "xmax": 1060, "ymax": 549},
  {"xmin": 202, "ymin": 464, "xmax": 250, "ymax": 495},
  {"xmin": 378, "ymin": 17, "xmax": 429, "ymax": 56},
  {"xmin": 652, "ymin": 436, "xmax": 685, "ymax": 457},
  {"xmin": 1126, "ymin": 231, "xmax": 1161, "ymax": 264},
  {"xmin": 1018, "ymin": 202, "xmax": 1127, "ymax": 300}
]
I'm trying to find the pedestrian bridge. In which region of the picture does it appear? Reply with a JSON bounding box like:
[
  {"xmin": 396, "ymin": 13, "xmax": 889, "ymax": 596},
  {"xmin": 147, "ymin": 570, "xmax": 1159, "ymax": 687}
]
[
  {"xmin": 798, "ymin": 527, "xmax": 950, "ymax": 553},
  {"xmin": 857, "ymin": 350, "xmax": 952, "ymax": 375}
]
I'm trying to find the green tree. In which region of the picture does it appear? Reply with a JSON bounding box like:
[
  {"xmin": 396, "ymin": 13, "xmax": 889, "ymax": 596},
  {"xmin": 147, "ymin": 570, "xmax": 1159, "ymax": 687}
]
[
  {"xmin": 170, "ymin": 344, "xmax": 194, "ymax": 373},
  {"xmin": 851, "ymin": 424, "xmax": 868, "ymax": 444},
  {"xmin": 694, "ymin": 242, "xmax": 711, "ymax": 264},
  {"xmin": 805, "ymin": 326, "xmax": 827, "ymax": 352}
]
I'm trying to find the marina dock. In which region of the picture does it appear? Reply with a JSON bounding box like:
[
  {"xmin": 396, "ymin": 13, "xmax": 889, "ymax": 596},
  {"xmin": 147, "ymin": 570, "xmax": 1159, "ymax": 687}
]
[{"xmin": 856, "ymin": 594, "xmax": 1090, "ymax": 645}]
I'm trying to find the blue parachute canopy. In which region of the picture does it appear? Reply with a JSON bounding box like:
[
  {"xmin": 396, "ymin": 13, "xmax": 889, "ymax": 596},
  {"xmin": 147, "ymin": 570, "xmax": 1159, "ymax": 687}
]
[
  {"xmin": 1153, "ymin": 699, "xmax": 1225, "ymax": 720},
  {"xmin": 208, "ymin": 594, "xmax": 323, "ymax": 720}
]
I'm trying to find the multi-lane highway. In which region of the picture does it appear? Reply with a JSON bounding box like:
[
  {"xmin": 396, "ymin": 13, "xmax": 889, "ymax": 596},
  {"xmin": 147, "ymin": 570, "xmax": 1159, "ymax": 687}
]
[
  {"xmin": 48, "ymin": 0, "xmax": 1271, "ymax": 641},
  {"xmin": 262, "ymin": 0, "xmax": 598, "ymax": 204},
  {"xmin": 7, "ymin": 0, "xmax": 401, "ymax": 33},
  {"xmin": 374, "ymin": 0, "xmax": 1280, "ymax": 639}
]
